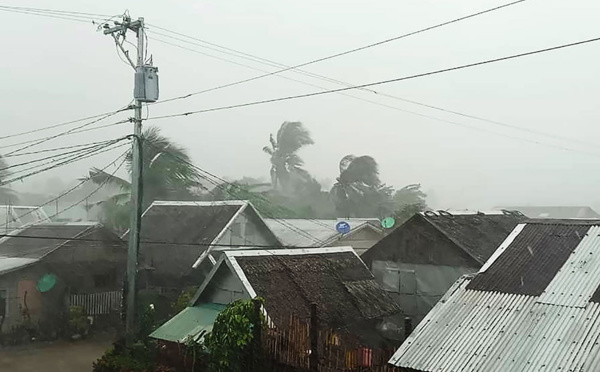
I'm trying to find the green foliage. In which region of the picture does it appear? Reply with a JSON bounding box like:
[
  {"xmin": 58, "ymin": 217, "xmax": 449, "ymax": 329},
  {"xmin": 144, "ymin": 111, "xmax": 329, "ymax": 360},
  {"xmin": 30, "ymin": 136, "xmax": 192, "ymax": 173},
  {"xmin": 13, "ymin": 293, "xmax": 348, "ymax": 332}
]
[
  {"xmin": 331, "ymin": 155, "xmax": 391, "ymax": 218},
  {"xmin": 393, "ymin": 184, "xmax": 428, "ymax": 225},
  {"xmin": 85, "ymin": 126, "xmax": 202, "ymax": 233},
  {"xmin": 171, "ymin": 287, "xmax": 198, "ymax": 316},
  {"xmin": 92, "ymin": 341, "xmax": 170, "ymax": 372},
  {"xmin": 68, "ymin": 306, "xmax": 89, "ymax": 336},
  {"xmin": 263, "ymin": 121, "xmax": 315, "ymax": 193},
  {"xmin": 203, "ymin": 298, "xmax": 265, "ymax": 372}
]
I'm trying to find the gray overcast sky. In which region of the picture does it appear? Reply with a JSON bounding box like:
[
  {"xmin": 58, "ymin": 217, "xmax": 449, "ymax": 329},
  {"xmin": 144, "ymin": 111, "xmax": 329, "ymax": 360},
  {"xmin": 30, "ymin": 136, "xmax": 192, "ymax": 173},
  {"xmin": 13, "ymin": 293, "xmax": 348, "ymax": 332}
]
[{"xmin": 1, "ymin": 0, "xmax": 599, "ymax": 210}]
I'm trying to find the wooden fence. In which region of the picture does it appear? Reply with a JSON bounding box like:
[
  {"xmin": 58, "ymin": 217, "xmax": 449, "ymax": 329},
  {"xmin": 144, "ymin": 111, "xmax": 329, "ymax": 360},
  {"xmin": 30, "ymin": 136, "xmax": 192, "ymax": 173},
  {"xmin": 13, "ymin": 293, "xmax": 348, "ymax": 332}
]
[{"xmin": 261, "ymin": 312, "xmax": 400, "ymax": 372}]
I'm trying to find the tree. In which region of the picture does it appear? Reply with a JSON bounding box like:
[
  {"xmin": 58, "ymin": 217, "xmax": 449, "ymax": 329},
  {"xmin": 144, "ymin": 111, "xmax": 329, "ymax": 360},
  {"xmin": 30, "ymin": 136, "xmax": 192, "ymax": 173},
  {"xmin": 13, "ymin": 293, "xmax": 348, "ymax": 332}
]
[
  {"xmin": 330, "ymin": 155, "xmax": 384, "ymax": 217},
  {"xmin": 262, "ymin": 122, "xmax": 314, "ymax": 193},
  {"xmin": 393, "ymin": 184, "xmax": 428, "ymax": 225},
  {"xmin": 85, "ymin": 126, "xmax": 201, "ymax": 232},
  {"xmin": 0, "ymin": 155, "xmax": 17, "ymax": 204}
]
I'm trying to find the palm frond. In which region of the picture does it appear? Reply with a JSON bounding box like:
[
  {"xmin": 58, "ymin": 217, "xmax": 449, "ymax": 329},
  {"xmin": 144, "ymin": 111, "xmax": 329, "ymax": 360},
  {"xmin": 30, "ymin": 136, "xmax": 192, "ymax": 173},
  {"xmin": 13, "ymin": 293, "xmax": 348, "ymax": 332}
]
[
  {"xmin": 86, "ymin": 168, "xmax": 131, "ymax": 190},
  {"xmin": 339, "ymin": 155, "xmax": 380, "ymax": 186},
  {"xmin": 262, "ymin": 146, "xmax": 274, "ymax": 155},
  {"xmin": 276, "ymin": 121, "xmax": 314, "ymax": 154}
]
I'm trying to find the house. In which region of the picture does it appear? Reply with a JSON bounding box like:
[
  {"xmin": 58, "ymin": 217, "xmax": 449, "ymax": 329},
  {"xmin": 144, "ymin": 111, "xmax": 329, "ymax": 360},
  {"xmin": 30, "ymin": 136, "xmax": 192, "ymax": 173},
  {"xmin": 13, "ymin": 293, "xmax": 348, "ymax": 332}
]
[
  {"xmin": 150, "ymin": 247, "xmax": 403, "ymax": 347},
  {"xmin": 265, "ymin": 218, "xmax": 385, "ymax": 256},
  {"xmin": 136, "ymin": 200, "xmax": 281, "ymax": 295},
  {"xmin": 0, "ymin": 222, "xmax": 126, "ymax": 334},
  {"xmin": 389, "ymin": 219, "xmax": 600, "ymax": 371},
  {"xmin": 0, "ymin": 205, "xmax": 50, "ymax": 234},
  {"xmin": 360, "ymin": 210, "xmax": 524, "ymax": 326},
  {"xmin": 496, "ymin": 205, "xmax": 600, "ymax": 219}
]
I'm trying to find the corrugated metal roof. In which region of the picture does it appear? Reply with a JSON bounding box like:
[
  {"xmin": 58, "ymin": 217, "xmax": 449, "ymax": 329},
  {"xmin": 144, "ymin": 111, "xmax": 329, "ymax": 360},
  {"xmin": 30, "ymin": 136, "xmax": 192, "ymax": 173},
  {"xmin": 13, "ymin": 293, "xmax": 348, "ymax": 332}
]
[
  {"xmin": 265, "ymin": 218, "xmax": 380, "ymax": 247},
  {"xmin": 390, "ymin": 220, "xmax": 600, "ymax": 371},
  {"xmin": 150, "ymin": 303, "xmax": 225, "ymax": 343}
]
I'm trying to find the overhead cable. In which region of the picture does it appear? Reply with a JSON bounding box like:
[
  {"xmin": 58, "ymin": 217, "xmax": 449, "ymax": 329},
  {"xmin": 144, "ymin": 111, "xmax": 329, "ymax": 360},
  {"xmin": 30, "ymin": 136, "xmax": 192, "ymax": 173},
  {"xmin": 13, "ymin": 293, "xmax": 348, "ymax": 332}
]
[{"xmin": 153, "ymin": 0, "xmax": 528, "ymax": 105}]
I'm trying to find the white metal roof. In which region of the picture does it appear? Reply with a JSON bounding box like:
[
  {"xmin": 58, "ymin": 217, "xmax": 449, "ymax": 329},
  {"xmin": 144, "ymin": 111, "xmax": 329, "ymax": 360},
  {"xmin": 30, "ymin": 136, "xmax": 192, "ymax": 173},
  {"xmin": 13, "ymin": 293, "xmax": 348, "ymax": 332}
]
[
  {"xmin": 149, "ymin": 200, "xmax": 248, "ymax": 207},
  {"xmin": 389, "ymin": 222, "xmax": 600, "ymax": 371},
  {"xmin": 265, "ymin": 218, "xmax": 380, "ymax": 247},
  {"xmin": 0, "ymin": 256, "xmax": 38, "ymax": 275}
]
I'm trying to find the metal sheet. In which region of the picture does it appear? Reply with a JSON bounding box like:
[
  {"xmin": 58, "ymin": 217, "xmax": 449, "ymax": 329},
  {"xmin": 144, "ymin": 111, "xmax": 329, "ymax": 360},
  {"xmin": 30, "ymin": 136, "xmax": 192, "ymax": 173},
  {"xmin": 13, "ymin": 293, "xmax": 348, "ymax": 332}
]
[
  {"xmin": 389, "ymin": 277, "xmax": 600, "ymax": 371},
  {"xmin": 150, "ymin": 303, "xmax": 225, "ymax": 343}
]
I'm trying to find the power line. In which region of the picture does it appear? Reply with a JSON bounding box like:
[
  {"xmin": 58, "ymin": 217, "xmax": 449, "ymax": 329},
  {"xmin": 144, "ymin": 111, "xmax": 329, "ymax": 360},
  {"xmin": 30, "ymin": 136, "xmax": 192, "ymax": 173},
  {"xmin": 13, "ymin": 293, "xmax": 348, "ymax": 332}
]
[
  {"xmin": 143, "ymin": 141, "xmax": 332, "ymax": 245},
  {"xmin": 0, "ymin": 139, "xmax": 129, "ymax": 187},
  {"xmin": 0, "ymin": 119, "xmax": 131, "ymax": 152},
  {"xmin": 148, "ymin": 32, "xmax": 600, "ymax": 155},
  {"xmin": 147, "ymin": 36, "xmax": 600, "ymax": 122},
  {"xmin": 2, "ymin": 141, "xmax": 117, "ymax": 158},
  {"xmin": 44, "ymin": 150, "xmax": 129, "ymax": 221},
  {"xmin": 154, "ymin": 0, "xmax": 527, "ymax": 105},
  {"xmin": 0, "ymin": 141, "xmax": 124, "ymax": 173},
  {"xmin": 4, "ymin": 103, "xmax": 132, "ymax": 156},
  {"xmin": 0, "ymin": 111, "xmax": 131, "ymax": 142},
  {"xmin": 0, "ymin": 4, "xmax": 111, "ymax": 18},
  {"xmin": 0, "ymin": 231, "xmax": 322, "ymax": 250},
  {"xmin": 12, "ymin": 138, "xmax": 131, "ymax": 223}
]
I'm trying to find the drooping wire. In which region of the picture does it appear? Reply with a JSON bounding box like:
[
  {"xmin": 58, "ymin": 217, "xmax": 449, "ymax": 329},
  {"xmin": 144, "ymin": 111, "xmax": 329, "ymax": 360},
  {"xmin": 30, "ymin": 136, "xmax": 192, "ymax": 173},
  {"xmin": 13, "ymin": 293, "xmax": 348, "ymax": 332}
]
[
  {"xmin": 152, "ymin": 0, "xmax": 528, "ymax": 106},
  {"xmin": 146, "ymin": 36, "xmax": 600, "ymax": 124},
  {"xmin": 147, "ymin": 35, "xmax": 600, "ymax": 156},
  {"xmin": 0, "ymin": 138, "xmax": 129, "ymax": 187},
  {"xmin": 44, "ymin": 150, "xmax": 130, "ymax": 221},
  {"xmin": 11, "ymin": 139, "xmax": 131, "ymax": 223},
  {"xmin": 4, "ymin": 102, "xmax": 133, "ymax": 156}
]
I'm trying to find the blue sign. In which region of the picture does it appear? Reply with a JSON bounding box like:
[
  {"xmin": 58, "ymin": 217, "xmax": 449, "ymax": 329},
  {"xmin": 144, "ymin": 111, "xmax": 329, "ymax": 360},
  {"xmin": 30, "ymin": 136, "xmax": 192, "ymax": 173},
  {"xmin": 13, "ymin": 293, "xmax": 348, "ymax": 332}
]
[{"xmin": 336, "ymin": 221, "xmax": 351, "ymax": 234}]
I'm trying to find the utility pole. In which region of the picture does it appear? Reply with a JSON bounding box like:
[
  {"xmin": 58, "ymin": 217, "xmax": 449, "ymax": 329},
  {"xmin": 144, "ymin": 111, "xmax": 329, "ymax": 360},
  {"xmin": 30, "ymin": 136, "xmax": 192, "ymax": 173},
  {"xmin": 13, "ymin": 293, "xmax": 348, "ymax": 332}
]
[{"xmin": 103, "ymin": 15, "xmax": 159, "ymax": 345}]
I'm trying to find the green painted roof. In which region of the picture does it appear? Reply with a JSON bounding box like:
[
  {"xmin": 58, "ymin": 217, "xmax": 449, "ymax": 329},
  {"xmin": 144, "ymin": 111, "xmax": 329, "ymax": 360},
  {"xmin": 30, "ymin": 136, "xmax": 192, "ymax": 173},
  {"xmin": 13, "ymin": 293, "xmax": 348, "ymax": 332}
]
[{"xmin": 150, "ymin": 303, "xmax": 225, "ymax": 343}]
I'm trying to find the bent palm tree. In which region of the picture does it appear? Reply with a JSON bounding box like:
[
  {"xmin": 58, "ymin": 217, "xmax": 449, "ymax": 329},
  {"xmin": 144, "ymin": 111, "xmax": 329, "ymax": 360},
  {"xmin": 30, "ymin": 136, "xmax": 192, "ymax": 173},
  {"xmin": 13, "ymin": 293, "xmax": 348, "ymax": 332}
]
[
  {"xmin": 331, "ymin": 155, "xmax": 381, "ymax": 217},
  {"xmin": 85, "ymin": 126, "xmax": 201, "ymax": 232},
  {"xmin": 262, "ymin": 122, "xmax": 314, "ymax": 192}
]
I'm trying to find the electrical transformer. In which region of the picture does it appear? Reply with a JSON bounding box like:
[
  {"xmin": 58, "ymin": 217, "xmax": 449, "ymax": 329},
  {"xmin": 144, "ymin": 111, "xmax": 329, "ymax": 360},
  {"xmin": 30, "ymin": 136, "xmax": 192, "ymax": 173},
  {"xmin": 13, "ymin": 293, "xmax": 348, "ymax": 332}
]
[{"xmin": 134, "ymin": 65, "xmax": 159, "ymax": 102}]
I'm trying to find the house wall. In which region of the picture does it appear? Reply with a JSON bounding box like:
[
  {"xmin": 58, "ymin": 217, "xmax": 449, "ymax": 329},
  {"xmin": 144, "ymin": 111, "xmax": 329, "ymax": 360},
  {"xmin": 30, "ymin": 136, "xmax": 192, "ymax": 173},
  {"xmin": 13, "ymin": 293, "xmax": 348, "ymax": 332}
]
[
  {"xmin": 142, "ymin": 208, "xmax": 278, "ymax": 292},
  {"xmin": 0, "ymin": 228, "xmax": 126, "ymax": 334},
  {"xmin": 328, "ymin": 227, "xmax": 384, "ymax": 256},
  {"xmin": 215, "ymin": 210, "xmax": 279, "ymax": 248},
  {"xmin": 362, "ymin": 216, "xmax": 479, "ymax": 326},
  {"xmin": 195, "ymin": 264, "xmax": 249, "ymax": 305}
]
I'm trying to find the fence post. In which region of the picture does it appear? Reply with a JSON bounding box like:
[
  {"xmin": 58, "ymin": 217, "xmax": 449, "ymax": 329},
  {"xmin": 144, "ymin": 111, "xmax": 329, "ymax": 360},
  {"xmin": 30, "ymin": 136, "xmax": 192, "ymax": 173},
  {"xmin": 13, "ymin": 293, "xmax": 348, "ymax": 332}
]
[
  {"xmin": 252, "ymin": 298, "xmax": 263, "ymax": 372},
  {"xmin": 310, "ymin": 303, "xmax": 319, "ymax": 372}
]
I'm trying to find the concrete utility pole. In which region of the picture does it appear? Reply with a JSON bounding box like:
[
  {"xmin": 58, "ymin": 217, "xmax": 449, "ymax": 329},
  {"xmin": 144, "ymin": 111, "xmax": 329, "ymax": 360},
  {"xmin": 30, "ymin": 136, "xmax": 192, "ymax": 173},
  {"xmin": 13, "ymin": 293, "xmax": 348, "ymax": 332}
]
[{"xmin": 103, "ymin": 15, "xmax": 159, "ymax": 345}]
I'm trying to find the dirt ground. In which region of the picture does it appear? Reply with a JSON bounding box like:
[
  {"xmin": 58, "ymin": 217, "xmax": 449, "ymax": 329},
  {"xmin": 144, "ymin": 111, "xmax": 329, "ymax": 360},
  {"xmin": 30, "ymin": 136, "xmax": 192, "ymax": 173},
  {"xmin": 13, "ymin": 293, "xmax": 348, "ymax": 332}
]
[{"xmin": 0, "ymin": 337, "xmax": 112, "ymax": 372}]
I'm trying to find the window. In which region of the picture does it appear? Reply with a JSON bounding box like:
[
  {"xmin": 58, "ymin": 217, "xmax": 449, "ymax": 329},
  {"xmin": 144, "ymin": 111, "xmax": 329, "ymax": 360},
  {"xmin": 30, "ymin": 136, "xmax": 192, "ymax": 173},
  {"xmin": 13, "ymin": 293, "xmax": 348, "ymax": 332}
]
[{"xmin": 0, "ymin": 289, "xmax": 7, "ymax": 317}]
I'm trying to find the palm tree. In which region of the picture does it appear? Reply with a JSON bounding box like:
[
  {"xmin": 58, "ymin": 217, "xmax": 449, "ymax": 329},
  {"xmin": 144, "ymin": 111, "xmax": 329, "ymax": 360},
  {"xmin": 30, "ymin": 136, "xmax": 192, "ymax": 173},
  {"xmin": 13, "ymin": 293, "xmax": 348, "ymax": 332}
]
[
  {"xmin": 330, "ymin": 155, "xmax": 382, "ymax": 217},
  {"xmin": 0, "ymin": 155, "xmax": 17, "ymax": 204},
  {"xmin": 262, "ymin": 122, "xmax": 314, "ymax": 192},
  {"xmin": 85, "ymin": 126, "xmax": 201, "ymax": 232}
]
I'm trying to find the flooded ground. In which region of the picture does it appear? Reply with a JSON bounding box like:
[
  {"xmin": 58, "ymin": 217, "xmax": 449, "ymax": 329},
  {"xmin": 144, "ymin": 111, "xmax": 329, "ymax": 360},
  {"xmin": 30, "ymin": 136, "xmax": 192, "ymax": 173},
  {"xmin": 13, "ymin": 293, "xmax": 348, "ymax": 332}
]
[{"xmin": 0, "ymin": 338, "xmax": 112, "ymax": 372}]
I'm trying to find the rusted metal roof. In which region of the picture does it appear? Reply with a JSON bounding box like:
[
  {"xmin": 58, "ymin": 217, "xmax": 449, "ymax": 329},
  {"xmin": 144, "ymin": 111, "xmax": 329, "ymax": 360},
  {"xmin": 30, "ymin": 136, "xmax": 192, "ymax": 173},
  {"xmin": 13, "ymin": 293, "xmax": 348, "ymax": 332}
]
[{"xmin": 389, "ymin": 220, "xmax": 600, "ymax": 371}]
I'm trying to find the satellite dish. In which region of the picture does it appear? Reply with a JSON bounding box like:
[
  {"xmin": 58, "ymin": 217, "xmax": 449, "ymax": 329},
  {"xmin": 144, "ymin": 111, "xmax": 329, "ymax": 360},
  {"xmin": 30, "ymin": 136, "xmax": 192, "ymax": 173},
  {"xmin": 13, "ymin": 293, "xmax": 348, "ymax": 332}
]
[
  {"xmin": 381, "ymin": 217, "xmax": 396, "ymax": 229},
  {"xmin": 37, "ymin": 274, "xmax": 57, "ymax": 293},
  {"xmin": 335, "ymin": 221, "xmax": 351, "ymax": 234}
]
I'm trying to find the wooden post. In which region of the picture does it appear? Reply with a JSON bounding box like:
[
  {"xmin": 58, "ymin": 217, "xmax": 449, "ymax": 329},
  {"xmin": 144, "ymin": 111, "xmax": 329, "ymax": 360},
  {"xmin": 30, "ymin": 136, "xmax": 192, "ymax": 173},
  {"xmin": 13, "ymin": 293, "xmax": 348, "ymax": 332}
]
[
  {"xmin": 310, "ymin": 303, "xmax": 319, "ymax": 371},
  {"xmin": 252, "ymin": 299, "xmax": 262, "ymax": 372}
]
